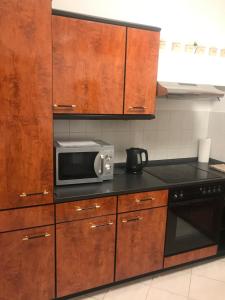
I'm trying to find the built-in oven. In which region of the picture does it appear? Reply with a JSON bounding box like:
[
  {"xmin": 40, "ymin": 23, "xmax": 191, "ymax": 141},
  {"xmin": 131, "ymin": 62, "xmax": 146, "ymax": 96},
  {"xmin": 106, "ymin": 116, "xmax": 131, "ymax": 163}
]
[{"xmin": 165, "ymin": 182, "xmax": 225, "ymax": 257}]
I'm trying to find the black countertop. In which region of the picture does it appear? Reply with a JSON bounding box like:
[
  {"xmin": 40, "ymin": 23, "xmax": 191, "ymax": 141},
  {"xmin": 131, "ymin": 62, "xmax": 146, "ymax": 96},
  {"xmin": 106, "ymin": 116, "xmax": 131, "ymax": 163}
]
[{"xmin": 54, "ymin": 158, "xmax": 225, "ymax": 203}]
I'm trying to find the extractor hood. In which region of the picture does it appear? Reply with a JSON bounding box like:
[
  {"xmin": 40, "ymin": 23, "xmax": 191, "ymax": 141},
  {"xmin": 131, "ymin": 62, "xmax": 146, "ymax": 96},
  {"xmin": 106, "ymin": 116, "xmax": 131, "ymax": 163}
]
[{"xmin": 157, "ymin": 82, "xmax": 225, "ymax": 100}]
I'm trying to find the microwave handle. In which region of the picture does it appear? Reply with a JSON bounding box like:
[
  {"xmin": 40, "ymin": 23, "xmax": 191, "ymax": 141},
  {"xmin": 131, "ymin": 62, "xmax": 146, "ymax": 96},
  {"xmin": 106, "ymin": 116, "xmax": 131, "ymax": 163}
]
[{"xmin": 94, "ymin": 154, "xmax": 104, "ymax": 176}]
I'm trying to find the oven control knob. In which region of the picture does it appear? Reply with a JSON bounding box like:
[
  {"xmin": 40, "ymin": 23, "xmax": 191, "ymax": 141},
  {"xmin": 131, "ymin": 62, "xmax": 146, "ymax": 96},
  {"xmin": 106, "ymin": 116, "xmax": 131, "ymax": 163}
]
[
  {"xmin": 218, "ymin": 186, "xmax": 222, "ymax": 192},
  {"xmin": 180, "ymin": 192, "xmax": 184, "ymax": 198},
  {"xmin": 173, "ymin": 193, "xmax": 178, "ymax": 199},
  {"xmin": 208, "ymin": 188, "xmax": 211, "ymax": 194},
  {"xmin": 202, "ymin": 188, "xmax": 206, "ymax": 195}
]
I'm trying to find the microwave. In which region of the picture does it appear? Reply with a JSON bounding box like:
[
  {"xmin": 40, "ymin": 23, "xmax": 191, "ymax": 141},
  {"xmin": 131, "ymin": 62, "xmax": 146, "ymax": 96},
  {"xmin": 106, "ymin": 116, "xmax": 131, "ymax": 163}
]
[{"xmin": 54, "ymin": 139, "xmax": 114, "ymax": 186}]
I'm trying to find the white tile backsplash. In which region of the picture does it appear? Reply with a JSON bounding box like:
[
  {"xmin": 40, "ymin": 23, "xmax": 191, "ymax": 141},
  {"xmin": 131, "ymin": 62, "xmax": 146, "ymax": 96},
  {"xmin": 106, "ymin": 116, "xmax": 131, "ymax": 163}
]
[{"xmin": 54, "ymin": 110, "xmax": 209, "ymax": 162}]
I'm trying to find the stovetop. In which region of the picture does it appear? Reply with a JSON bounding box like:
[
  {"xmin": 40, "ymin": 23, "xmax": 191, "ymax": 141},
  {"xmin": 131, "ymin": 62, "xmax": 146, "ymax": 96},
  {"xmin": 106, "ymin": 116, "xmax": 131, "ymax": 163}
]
[{"xmin": 144, "ymin": 163, "xmax": 221, "ymax": 184}]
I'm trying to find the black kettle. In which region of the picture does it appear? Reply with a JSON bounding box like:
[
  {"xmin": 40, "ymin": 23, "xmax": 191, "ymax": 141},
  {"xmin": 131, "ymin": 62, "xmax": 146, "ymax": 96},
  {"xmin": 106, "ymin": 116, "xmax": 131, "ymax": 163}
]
[{"xmin": 126, "ymin": 148, "xmax": 148, "ymax": 173}]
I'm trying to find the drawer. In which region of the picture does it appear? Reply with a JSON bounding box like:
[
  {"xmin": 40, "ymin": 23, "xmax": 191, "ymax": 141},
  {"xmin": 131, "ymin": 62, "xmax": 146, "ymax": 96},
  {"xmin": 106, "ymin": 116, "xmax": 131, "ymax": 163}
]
[
  {"xmin": 56, "ymin": 196, "xmax": 117, "ymax": 223},
  {"xmin": 118, "ymin": 190, "xmax": 168, "ymax": 213},
  {"xmin": 0, "ymin": 205, "xmax": 54, "ymax": 233}
]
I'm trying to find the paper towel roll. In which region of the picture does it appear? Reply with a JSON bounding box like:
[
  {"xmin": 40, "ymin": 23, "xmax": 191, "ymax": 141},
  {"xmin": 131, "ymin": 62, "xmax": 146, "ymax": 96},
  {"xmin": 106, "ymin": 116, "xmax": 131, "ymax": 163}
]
[{"xmin": 198, "ymin": 138, "xmax": 211, "ymax": 163}]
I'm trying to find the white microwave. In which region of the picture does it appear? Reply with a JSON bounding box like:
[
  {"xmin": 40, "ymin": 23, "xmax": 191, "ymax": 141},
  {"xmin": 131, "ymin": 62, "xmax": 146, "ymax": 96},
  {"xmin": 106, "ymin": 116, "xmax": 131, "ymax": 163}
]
[{"xmin": 54, "ymin": 139, "xmax": 114, "ymax": 186}]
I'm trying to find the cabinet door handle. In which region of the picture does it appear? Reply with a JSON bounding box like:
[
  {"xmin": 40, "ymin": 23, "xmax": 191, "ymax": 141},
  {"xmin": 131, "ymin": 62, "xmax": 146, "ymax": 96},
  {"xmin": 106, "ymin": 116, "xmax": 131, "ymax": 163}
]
[
  {"xmin": 19, "ymin": 190, "xmax": 49, "ymax": 198},
  {"xmin": 90, "ymin": 221, "xmax": 113, "ymax": 229},
  {"xmin": 128, "ymin": 106, "xmax": 148, "ymax": 111},
  {"xmin": 135, "ymin": 197, "xmax": 155, "ymax": 203},
  {"xmin": 75, "ymin": 204, "xmax": 101, "ymax": 212},
  {"xmin": 122, "ymin": 216, "xmax": 143, "ymax": 223},
  {"xmin": 53, "ymin": 104, "xmax": 76, "ymax": 109},
  {"xmin": 22, "ymin": 232, "xmax": 51, "ymax": 241}
]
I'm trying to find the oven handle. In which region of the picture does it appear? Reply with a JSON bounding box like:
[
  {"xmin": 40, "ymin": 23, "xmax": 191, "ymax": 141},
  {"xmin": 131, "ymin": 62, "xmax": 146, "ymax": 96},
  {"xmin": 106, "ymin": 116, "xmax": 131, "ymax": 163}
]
[{"xmin": 169, "ymin": 197, "xmax": 223, "ymax": 208}]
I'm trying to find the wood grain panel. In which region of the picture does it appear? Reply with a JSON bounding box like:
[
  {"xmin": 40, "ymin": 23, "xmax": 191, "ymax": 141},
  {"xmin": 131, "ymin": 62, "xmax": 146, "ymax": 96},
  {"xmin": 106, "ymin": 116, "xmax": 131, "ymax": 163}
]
[
  {"xmin": 164, "ymin": 245, "xmax": 218, "ymax": 268},
  {"xmin": 0, "ymin": 0, "xmax": 52, "ymax": 121},
  {"xmin": 52, "ymin": 15, "xmax": 126, "ymax": 114},
  {"xmin": 0, "ymin": 225, "xmax": 55, "ymax": 300},
  {"xmin": 0, "ymin": 0, "xmax": 53, "ymax": 210},
  {"xmin": 0, "ymin": 118, "xmax": 53, "ymax": 210},
  {"xmin": 56, "ymin": 196, "xmax": 117, "ymax": 223},
  {"xmin": 118, "ymin": 190, "xmax": 168, "ymax": 213},
  {"xmin": 124, "ymin": 28, "xmax": 160, "ymax": 115},
  {"xmin": 56, "ymin": 215, "xmax": 116, "ymax": 297},
  {"xmin": 0, "ymin": 205, "xmax": 54, "ymax": 233},
  {"xmin": 116, "ymin": 207, "xmax": 167, "ymax": 281}
]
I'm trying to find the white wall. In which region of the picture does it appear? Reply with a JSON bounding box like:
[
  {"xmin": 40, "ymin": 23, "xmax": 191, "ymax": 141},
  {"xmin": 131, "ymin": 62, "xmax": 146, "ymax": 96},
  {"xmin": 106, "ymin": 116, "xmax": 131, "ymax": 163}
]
[{"xmin": 52, "ymin": 0, "xmax": 225, "ymax": 162}]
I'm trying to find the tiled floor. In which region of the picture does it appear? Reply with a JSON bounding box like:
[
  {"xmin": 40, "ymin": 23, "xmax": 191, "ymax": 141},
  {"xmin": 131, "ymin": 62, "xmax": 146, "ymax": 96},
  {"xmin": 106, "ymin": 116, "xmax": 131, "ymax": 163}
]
[{"xmin": 69, "ymin": 257, "xmax": 225, "ymax": 300}]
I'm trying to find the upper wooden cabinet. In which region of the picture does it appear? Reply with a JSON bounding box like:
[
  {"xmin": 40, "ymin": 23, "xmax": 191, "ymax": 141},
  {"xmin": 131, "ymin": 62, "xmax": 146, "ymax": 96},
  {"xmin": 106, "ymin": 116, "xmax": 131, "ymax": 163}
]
[
  {"xmin": 124, "ymin": 28, "xmax": 160, "ymax": 115},
  {"xmin": 0, "ymin": 0, "xmax": 53, "ymax": 209},
  {"xmin": 52, "ymin": 16, "xmax": 126, "ymax": 114},
  {"xmin": 52, "ymin": 13, "xmax": 160, "ymax": 116}
]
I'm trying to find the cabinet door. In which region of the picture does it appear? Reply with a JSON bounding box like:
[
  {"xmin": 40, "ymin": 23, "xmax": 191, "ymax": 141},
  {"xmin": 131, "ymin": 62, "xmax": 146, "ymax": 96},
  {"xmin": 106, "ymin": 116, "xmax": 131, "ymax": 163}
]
[
  {"xmin": 0, "ymin": 226, "xmax": 55, "ymax": 300},
  {"xmin": 56, "ymin": 215, "xmax": 116, "ymax": 297},
  {"xmin": 124, "ymin": 28, "xmax": 160, "ymax": 115},
  {"xmin": 0, "ymin": 0, "xmax": 53, "ymax": 209},
  {"xmin": 116, "ymin": 207, "xmax": 166, "ymax": 281},
  {"xmin": 53, "ymin": 16, "xmax": 126, "ymax": 114},
  {"xmin": 0, "ymin": 0, "xmax": 52, "ymax": 120}
]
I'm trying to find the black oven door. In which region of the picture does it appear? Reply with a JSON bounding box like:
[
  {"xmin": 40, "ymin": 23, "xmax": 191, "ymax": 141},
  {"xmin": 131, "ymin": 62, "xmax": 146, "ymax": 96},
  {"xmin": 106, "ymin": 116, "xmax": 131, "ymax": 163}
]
[{"xmin": 165, "ymin": 196, "xmax": 224, "ymax": 257}]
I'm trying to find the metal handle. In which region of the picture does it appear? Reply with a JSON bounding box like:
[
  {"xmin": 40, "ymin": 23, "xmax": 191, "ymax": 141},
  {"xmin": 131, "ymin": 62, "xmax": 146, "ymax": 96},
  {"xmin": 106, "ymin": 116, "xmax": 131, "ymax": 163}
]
[
  {"xmin": 90, "ymin": 221, "xmax": 113, "ymax": 229},
  {"xmin": 19, "ymin": 190, "xmax": 49, "ymax": 198},
  {"xmin": 122, "ymin": 216, "xmax": 143, "ymax": 223},
  {"xmin": 98, "ymin": 154, "xmax": 105, "ymax": 175},
  {"xmin": 75, "ymin": 204, "xmax": 101, "ymax": 211},
  {"xmin": 22, "ymin": 232, "xmax": 51, "ymax": 241},
  {"xmin": 129, "ymin": 106, "xmax": 148, "ymax": 110},
  {"xmin": 135, "ymin": 197, "xmax": 155, "ymax": 203},
  {"xmin": 53, "ymin": 104, "xmax": 76, "ymax": 109}
]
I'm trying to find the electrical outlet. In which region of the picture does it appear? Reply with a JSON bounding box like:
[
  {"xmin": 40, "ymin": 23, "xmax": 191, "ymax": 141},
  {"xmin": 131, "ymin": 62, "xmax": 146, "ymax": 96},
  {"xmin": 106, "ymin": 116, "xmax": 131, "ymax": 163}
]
[
  {"xmin": 160, "ymin": 40, "xmax": 166, "ymax": 50},
  {"xmin": 185, "ymin": 44, "xmax": 194, "ymax": 53},
  {"xmin": 220, "ymin": 49, "xmax": 225, "ymax": 57},
  {"xmin": 171, "ymin": 42, "xmax": 182, "ymax": 52},
  {"xmin": 209, "ymin": 47, "xmax": 218, "ymax": 56}
]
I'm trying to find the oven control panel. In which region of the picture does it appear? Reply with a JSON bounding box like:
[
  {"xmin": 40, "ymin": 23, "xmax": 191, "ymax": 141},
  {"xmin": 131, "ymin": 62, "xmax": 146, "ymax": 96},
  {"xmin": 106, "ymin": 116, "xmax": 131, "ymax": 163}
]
[{"xmin": 169, "ymin": 182, "xmax": 225, "ymax": 202}]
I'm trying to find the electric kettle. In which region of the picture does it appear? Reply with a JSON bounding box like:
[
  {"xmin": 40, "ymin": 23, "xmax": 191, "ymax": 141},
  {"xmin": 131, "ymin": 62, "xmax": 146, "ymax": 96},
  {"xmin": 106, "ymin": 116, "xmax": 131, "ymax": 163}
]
[{"xmin": 126, "ymin": 148, "xmax": 148, "ymax": 173}]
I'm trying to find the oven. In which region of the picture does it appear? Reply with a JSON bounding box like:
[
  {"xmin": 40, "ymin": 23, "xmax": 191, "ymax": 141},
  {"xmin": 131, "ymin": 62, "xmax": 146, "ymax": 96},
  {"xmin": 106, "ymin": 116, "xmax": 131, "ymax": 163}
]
[{"xmin": 165, "ymin": 182, "xmax": 225, "ymax": 257}]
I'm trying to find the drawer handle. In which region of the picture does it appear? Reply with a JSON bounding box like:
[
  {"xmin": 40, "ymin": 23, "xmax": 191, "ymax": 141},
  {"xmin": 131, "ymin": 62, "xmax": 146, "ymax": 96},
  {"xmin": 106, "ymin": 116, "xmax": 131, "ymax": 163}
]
[
  {"xmin": 122, "ymin": 216, "xmax": 143, "ymax": 223},
  {"xmin": 75, "ymin": 204, "xmax": 101, "ymax": 212},
  {"xmin": 53, "ymin": 104, "xmax": 76, "ymax": 109},
  {"xmin": 22, "ymin": 232, "xmax": 51, "ymax": 241},
  {"xmin": 19, "ymin": 190, "xmax": 49, "ymax": 198},
  {"xmin": 90, "ymin": 221, "xmax": 113, "ymax": 229},
  {"xmin": 135, "ymin": 197, "xmax": 155, "ymax": 203},
  {"xmin": 128, "ymin": 106, "xmax": 148, "ymax": 111}
]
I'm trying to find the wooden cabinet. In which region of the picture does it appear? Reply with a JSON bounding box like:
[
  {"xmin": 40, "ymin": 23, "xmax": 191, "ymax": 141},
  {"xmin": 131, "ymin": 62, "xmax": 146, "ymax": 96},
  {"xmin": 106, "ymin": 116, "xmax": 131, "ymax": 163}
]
[
  {"xmin": 0, "ymin": 225, "xmax": 55, "ymax": 300},
  {"xmin": 56, "ymin": 215, "xmax": 116, "ymax": 297},
  {"xmin": 124, "ymin": 28, "xmax": 160, "ymax": 115},
  {"xmin": 118, "ymin": 190, "xmax": 168, "ymax": 213},
  {"xmin": 0, "ymin": 0, "xmax": 53, "ymax": 210},
  {"xmin": 116, "ymin": 207, "xmax": 167, "ymax": 281},
  {"xmin": 52, "ymin": 13, "xmax": 160, "ymax": 116},
  {"xmin": 52, "ymin": 15, "xmax": 126, "ymax": 114},
  {"xmin": 56, "ymin": 196, "xmax": 117, "ymax": 223}
]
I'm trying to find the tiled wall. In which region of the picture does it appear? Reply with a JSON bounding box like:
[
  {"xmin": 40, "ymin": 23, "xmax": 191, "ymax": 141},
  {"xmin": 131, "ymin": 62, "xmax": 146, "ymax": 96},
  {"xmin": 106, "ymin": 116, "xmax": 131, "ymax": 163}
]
[{"xmin": 54, "ymin": 110, "xmax": 209, "ymax": 162}]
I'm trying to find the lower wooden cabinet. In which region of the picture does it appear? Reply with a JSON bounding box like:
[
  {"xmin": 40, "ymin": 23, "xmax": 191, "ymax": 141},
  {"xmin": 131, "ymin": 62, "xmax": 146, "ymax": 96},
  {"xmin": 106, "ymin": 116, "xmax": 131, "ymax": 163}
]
[
  {"xmin": 0, "ymin": 225, "xmax": 55, "ymax": 300},
  {"xmin": 56, "ymin": 215, "xmax": 116, "ymax": 297},
  {"xmin": 115, "ymin": 207, "xmax": 167, "ymax": 281}
]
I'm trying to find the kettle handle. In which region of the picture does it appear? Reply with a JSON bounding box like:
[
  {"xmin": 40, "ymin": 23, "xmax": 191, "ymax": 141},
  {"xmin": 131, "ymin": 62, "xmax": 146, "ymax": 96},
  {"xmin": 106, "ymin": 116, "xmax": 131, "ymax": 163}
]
[{"xmin": 141, "ymin": 149, "xmax": 148, "ymax": 166}]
